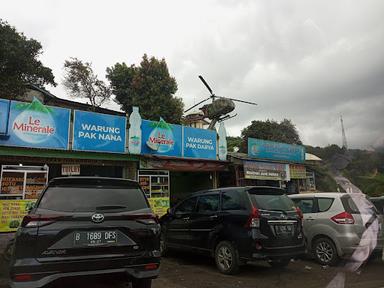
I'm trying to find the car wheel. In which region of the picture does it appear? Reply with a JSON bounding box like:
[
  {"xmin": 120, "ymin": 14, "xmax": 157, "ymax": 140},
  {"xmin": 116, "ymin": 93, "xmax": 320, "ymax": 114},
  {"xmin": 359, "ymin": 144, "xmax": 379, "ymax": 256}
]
[
  {"xmin": 2, "ymin": 239, "xmax": 14, "ymax": 262},
  {"xmin": 160, "ymin": 230, "xmax": 168, "ymax": 257},
  {"xmin": 269, "ymin": 258, "xmax": 291, "ymax": 269},
  {"xmin": 215, "ymin": 241, "xmax": 239, "ymax": 275},
  {"xmin": 132, "ymin": 279, "xmax": 152, "ymax": 288},
  {"xmin": 313, "ymin": 237, "xmax": 339, "ymax": 266}
]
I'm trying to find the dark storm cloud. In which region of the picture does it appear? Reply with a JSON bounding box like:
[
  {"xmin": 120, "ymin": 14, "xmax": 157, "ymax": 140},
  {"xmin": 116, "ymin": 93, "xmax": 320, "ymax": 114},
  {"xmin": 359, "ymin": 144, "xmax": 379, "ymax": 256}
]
[
  {"xmin": 2, "ymin": 0, "xmax": 383, "ymax": 148},
  {"xmin": 169, "ymin": 0, "xmax": 384, "ymax": 149}
]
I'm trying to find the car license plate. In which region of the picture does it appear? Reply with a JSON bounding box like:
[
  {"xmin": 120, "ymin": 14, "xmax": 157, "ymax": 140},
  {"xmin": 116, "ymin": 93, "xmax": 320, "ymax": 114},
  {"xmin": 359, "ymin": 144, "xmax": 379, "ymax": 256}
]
[
  {"xmin": 74, "ymin": 231, "xmax": 117, "ymax": 246},
  {"xmin": 274, "ymin": 225, "xmax": 293, "ymax": 236}
]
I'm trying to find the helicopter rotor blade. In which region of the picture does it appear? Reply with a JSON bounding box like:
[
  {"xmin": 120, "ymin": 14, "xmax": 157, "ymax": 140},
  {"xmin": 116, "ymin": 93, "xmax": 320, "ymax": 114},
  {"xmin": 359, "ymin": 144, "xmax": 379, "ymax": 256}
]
[
  {"xmin": 198, "ymin": 75, "xmax": 214, "ymax": 95},
  {"xmin": 215, "ymin": 95, "xmax": 257, "ymax": 106},
  {"xmin": 184, "ymin": 96, "xmax": 212, "ymax": 113}
]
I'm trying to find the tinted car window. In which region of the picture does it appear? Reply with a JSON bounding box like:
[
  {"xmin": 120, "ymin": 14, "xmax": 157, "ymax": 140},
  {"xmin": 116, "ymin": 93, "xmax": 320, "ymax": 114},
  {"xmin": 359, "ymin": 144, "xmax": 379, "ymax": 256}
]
[
  {"xmin": 38, "ymin": 187, "xmax": 148, "ymax": 212},
  {"xmin": 292, "ymin": 198, "xmax": 314, "ymax": 214},
  {"xmin": 222, "ymin": 190, "xmax": 246, "ymax": 210},
  {"xmin": 317, "ymin": 198, "xmax": 334, "ymax": 212},
  {"xmin": 197, "ymin": 194, "xmax": 219, "ymax": 213},
  {"xmin": 175, "ymin": 197, "xmax": 197, "ymax": 214},
  {"xmin": 249, "ymin": 193, "xmax": 295, "ymax": 212}
]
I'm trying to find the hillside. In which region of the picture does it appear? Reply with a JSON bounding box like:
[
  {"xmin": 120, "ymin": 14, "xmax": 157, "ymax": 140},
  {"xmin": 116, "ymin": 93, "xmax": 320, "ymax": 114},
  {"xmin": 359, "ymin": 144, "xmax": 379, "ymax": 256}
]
[{"xmin": 306, "ymin": 145, "xmax": 384, "ymax": 196}]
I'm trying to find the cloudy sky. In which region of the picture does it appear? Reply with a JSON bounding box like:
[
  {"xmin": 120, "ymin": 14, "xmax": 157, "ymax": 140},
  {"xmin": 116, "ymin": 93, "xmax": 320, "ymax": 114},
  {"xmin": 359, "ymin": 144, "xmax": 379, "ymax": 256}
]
[{"xmin": 2, "ymin": 0, "xmax": 384, "ymax": 149}]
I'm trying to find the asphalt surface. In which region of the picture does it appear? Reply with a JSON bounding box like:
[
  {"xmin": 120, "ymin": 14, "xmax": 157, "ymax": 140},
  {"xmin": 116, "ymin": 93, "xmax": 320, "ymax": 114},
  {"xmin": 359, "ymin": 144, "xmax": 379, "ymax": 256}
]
[{"xmin": 1, "ymin": 252, "xmax": 384, "ymax": 288}]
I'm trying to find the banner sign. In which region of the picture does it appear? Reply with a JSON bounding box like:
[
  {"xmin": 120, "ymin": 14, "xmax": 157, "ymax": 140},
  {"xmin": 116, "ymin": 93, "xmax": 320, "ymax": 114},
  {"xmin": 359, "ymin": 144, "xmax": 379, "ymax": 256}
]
[
  {"xmin": 148, "ymin": 197, "xmax": 169, "ymax": 217},
  {"xmin": 244, "ymin": 161, "xmax": 287, "ymax": 181},
  {"xmin": 0, "ymin": 99, "xmax": 70, "ymax": 149},
  {"xmin": 289, "ymin": 164, "xmax": 307, "ymax": 179},
  {"xmin": 73, "ymin": 110, "xmax": 126, "ymax": 153},
  {"xmin": 0, "ymin": 99, "xmax": 10, "ymax": 134},
  {"xmin": 0, "ymin": 200, "xmax": 36, "ymax": 232},
  {"xmin": 248, "ymin": 138, "xmax": 305, "ymax": 163},
  {"xmin": 183, "ymin": 127, "xmax": 217, "ymax": 159},
  {"xmin": 61, "ymin": 164, "xmax": 80, "ymax": 176},
  {"xmin": 141, "ymin": 118, "xmax": 182, "ymax": 157}
]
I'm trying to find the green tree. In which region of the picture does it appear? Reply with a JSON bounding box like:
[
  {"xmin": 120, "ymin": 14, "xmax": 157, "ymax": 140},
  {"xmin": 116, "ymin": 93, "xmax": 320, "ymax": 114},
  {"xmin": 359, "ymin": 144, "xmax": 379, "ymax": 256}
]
[
  {"xmin": 106, "ymin": 54, "xmax": 184, "ymax": 123},
  {"xmin": 240, "ymin": 119, "xmax": 301, "ymax": 152},
  {"xmin": 227, "ymin": 136, "xmax": 242, "ymax": 152},
  {"xmin": 0, "ymin": 19, "xmax": 56, "ymax": 99},
  {"xmin": 63, "ymin": 58, "xmax": 111, "ymax": 108}
]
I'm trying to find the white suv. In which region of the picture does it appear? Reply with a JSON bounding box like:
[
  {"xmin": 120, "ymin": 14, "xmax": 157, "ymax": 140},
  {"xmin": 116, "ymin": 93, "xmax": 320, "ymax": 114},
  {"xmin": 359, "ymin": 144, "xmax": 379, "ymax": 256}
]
[{"xmin": 289, "ymin": 192, "xmax": 383, "ymax": 265}]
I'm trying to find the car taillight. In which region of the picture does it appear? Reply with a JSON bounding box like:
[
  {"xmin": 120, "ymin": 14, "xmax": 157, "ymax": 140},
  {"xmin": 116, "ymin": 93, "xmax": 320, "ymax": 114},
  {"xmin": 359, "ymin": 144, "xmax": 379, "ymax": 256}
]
[
  {"xmin": 127, "ymin": 213, "xmax": 159, "ymax": 225},
  {"xmin": 13, "ymin": 273, "xmax": 33, "ymax": 282},
  {"xmin": 296, "ymin": 207, "xmax": 303, "ymax": 219},
  {"xmin": 246, "ymin": 207, "xmax": 260, "ymax": 228},
  {"xmin": 21, "ymin": 214, "xmax": 60, "ymax": 228},
  {"xmin": 331, "ymin": 211, "xmax": 355, "ymax": 224},
  {"xmin": 144, "ymin": 263, "xmax": 158, "ymax": 270}
]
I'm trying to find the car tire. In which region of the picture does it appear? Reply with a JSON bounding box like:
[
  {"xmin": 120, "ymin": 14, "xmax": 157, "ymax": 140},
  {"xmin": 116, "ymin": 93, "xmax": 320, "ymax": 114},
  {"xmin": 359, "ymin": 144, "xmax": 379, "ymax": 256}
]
[
  {"xmin": 269, "ymin": 258, "xmax": 291, "ymax": 269},
  {"xmin": 214, "ymin": 241, "xmax": 240, "ymax": 275},
  {"xmin": 2, "ymin": 239, "xmax": 14, "ymax": 262},
  {"xmin": 313, "ymin": 237, "xmax": 339, "ymax": 266},
  {"xmin": 132, "ymin": 279, "xmax": 152, "ymax": 288},
  {"xmin": 160, "ymin": 230, "xmax": 168, "ymax": 257}
]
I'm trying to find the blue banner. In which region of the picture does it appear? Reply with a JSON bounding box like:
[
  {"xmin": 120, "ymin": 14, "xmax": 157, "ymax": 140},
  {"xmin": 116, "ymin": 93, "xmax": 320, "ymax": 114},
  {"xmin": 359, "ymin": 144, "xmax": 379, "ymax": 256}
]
[
  {"xmin": 73, "ymin": 110, "xmax": 126, "ymax": 153},
  {"xmin": 141, "ymin": 119, "xmax": 182, "ymax": 157},
  {"xmin": 248, "ymin": 138, "xmax": 305, "ymax": 163},
  {"xmin": 0, "ymin": 99, "xmax": 10, "ymax": 134},
  {"xmin": 0, "ymin": 99, "xmax": 70, "ymax": 149},
  {"xmin": 183, "ymin": 127, "xmax": 217, "ymax": 159}
]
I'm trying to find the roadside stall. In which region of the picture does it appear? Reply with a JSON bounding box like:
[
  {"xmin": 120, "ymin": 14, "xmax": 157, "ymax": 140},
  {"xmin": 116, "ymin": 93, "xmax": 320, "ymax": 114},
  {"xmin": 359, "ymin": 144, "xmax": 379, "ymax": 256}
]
[
  {"xmin": 128, "ymin": 113, "xmax": 228, "ymax": 215},
  {"xmin": 0, "ymin": 165, "xmax": 48, "ymax": 232}
]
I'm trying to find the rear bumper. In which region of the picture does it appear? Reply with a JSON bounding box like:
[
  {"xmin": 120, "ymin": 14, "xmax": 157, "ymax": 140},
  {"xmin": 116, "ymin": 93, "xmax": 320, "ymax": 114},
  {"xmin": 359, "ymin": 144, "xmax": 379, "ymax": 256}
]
[
  {"xmin": 336, "ymin": 234, "xmax": 384, "ymax": 257},
  {"xmin": 9, "ymin": 257, "xmax": 160, "ymax": 288},
  {"xmin": 247, "ymin": 244, "xmax": 306, "ymax": 261}
]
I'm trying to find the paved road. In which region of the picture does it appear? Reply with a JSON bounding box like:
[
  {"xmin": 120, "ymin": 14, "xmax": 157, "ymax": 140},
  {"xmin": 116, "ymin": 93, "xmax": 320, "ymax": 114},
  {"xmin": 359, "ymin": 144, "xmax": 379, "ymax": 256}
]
[{"xmin": 1, "ymin": 253, "xmax": 384, "ymax": 288}]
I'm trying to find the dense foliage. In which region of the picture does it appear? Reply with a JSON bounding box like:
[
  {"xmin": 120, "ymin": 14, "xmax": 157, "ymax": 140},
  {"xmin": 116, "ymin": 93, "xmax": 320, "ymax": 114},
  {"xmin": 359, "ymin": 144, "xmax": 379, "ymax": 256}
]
[
  {"xmin": 63, "ymin": 58, "xmax": 112, "ymax": 108},
  {"xmin": 0, "ymin": 20, "xmax": 56, "ymax": 99},
  {"xmin": 240, "ymin": 119, "xmax": 302, "ymax": 152},
  {"xmin": 107, "ymin": 54, "xmax": 184, "ymax": 124}
]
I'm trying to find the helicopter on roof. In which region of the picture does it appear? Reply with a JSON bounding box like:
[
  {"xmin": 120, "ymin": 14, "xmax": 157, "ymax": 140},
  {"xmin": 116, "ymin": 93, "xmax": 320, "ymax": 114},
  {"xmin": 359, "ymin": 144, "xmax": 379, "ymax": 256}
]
[{"xmin": 184, "ymin": 76, "xmax": 257, "ymax": 130}]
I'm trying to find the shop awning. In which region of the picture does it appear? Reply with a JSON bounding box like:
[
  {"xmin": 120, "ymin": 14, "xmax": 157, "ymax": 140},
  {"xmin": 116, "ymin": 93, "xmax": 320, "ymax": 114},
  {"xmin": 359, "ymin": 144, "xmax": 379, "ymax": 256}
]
[
  {"xmin": 139, "ymin": 155, "xmax": 229, "ymax": 172},
  {"xmin": 0, "ymin": 146, "xmax": 138, "ymax": 165}
]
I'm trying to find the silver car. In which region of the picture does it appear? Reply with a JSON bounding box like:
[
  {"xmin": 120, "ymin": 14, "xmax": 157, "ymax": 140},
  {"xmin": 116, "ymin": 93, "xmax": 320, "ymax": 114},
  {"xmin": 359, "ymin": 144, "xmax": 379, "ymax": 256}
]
[{"xmin": 289, "ymin": 192, "xmax": 383, "ymax": 265}]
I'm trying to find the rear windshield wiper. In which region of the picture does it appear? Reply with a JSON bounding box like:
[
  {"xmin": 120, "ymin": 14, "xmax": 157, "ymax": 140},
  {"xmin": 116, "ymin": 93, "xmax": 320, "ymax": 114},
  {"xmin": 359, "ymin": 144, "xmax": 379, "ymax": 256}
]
[{"xmin": 95, "ymin": 205, "xmax": 127, "ymax": 210}]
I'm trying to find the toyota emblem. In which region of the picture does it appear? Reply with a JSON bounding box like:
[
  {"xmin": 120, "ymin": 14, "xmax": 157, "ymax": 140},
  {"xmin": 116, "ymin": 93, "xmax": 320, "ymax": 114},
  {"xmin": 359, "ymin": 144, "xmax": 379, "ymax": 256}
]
[
  {"xmin": 91, "ymin": 213, "xmax": 104, "ymax": 223},
  {"xmin": 280, "ymin": 213, "xmax": 287, "ymax": 220}
]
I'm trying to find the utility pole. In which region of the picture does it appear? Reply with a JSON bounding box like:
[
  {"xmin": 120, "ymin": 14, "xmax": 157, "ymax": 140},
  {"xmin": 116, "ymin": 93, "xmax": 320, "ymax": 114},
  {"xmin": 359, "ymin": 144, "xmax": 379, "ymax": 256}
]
[{"xmin": 340, "ymin": 115, "xmax": 348, "ymax": 149}]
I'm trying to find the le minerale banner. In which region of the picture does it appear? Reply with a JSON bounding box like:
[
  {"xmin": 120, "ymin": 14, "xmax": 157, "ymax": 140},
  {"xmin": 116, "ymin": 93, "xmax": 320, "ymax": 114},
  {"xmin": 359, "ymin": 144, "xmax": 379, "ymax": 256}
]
[
  {"xmin": 73, "ymin": 110, "xmax": 126, "ymax": 153},
  {"xmin": 141, "ymin": 118, "xmax": 183, "ymax": 157},
  {"xmin": 0, "ymin": 99, "xmax": 70, "ymax": 150},
  {"xmin": 248, "ymin": 138, "xmax": 305, "ymax": 163}
]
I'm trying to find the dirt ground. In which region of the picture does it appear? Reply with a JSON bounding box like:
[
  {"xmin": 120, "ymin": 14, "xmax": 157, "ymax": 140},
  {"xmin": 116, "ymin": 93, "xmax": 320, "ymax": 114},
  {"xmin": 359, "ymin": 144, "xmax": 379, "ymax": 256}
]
[{"xmin": 1, "ymin": 252, "xmax": 384, "ymax": 288}]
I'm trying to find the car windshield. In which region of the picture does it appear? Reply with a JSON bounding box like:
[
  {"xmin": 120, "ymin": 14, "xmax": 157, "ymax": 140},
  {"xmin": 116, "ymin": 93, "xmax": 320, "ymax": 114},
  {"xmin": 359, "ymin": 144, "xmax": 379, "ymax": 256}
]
[{"xmin": 38, "ymin": 186, "xmax": 149, "ymax": 212}]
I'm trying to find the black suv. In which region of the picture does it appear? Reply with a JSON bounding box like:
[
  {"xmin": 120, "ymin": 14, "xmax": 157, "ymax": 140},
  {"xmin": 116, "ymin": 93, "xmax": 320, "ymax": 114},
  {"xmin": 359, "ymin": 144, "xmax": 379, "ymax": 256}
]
[
  {"xmin": 9, "ymin": 177, "xmax": 160, "ymax": 288},
  {"xmin": 160, "ymin": 186, "xmax": 305, "ymax": 274}
]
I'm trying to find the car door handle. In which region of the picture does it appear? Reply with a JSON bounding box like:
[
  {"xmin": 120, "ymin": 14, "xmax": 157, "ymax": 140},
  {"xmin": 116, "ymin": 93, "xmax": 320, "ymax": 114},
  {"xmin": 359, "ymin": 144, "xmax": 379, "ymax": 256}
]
[
  {"xmin": 306, "ymin": 218, "xmax": 315, "ymax": 221},
  {"xmin": 209, "ymin": 215, "xmax": 218, "ymax": 219}
]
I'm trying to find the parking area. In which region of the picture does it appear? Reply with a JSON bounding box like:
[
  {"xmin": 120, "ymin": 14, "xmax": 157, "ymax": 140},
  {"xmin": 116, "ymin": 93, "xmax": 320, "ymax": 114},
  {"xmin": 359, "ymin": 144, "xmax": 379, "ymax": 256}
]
[{"xmin": 1, "ymin": 252, "xmax": 384, "ymax": 288}]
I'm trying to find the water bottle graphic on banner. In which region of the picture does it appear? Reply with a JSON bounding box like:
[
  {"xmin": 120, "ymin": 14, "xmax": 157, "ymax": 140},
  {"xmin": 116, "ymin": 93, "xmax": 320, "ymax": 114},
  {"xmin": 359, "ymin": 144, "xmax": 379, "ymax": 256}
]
[
  {"xmin": 128, "ymin": 106, "xmax": 142, "ymax": 154},
  {"xmin": 218, "ymin": 122, "xmax": 227, "ymax": 160}
]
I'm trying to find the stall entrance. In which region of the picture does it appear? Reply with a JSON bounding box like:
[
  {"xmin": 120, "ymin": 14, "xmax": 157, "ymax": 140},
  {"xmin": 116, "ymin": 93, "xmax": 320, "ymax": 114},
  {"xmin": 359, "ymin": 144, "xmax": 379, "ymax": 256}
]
[{"xmin": 170, "ymin": 171, "xmax": 214, "ymax": 206}]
